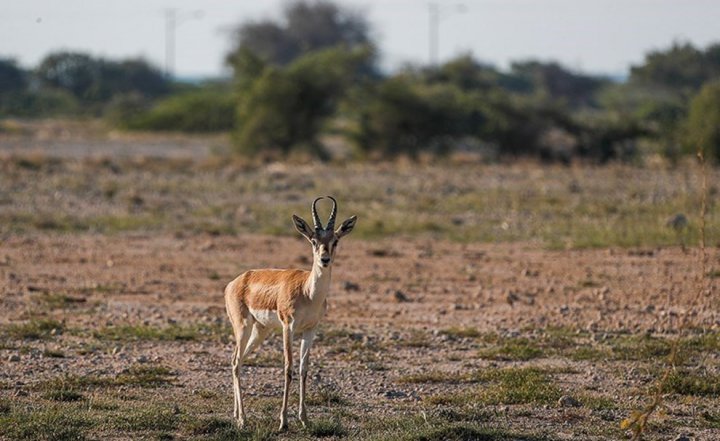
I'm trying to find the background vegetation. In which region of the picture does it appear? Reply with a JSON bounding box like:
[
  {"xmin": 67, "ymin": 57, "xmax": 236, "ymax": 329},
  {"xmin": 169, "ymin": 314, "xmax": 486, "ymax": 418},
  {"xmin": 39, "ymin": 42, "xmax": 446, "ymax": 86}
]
[{"xmin": 2, "ymin": 1, "xmax": 720, "ymax": 163}]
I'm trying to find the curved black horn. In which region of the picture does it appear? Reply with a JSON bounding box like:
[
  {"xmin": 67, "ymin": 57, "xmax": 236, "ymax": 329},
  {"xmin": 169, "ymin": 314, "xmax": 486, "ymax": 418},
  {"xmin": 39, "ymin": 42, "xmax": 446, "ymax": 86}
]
[
  {"xmin": 311, "ymin": 197, "xmax": 324, "ymax": 231},
  {"xmin": 326, "ymin": 196, "xmax": 338, "ymax": 230}
]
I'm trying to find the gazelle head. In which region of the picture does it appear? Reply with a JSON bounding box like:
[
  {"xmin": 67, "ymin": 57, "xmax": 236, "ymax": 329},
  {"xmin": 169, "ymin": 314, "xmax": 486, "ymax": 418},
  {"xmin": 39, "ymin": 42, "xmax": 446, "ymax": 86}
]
[{"xmin": 292, "ymin": 196, "xmax": 357, "ymax": 268}]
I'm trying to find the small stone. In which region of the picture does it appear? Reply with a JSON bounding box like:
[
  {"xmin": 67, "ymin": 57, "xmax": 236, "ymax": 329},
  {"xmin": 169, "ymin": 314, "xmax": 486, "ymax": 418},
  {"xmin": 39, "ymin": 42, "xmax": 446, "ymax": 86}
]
[
  {"xmin": 112, "ymin": 346, "xmax": 122, "ymax": 355},
  {"xmin": 343, "ymin": 281, "xmax": 360, "ymax": 292},
  {"xmin": 8, "ymin": 354, "xmax": 20, "ymax": 362},
  {"xmin": 673, "ymin": 435, "xmax": 692, "ymax": 441},
  {"xmin": 136, "ymin": 355, "xmax": 149, "ymax": 363},
  {"xmin": 383, "ymin": 390, "xmax": 407, "ymax": 399},
  {"xmin": 392, "ymin": 290, "xmax": 410, "ymax": 303},
  {"xmin": 558, "ymin": 395, "xmax": 581, "ymax": 407}
]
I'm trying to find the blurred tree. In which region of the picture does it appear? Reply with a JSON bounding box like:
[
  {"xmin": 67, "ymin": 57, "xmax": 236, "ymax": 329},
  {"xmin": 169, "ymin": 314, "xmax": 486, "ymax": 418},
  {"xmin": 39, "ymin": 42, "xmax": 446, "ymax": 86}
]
[
  {"xmin": 685, "ymin": 80, "xmax": 720, "ymax": 161},
  {"xmin": 234, "ymin": 46, "xmax": 372, "ymax": 158},
  {"xmin": 510, "ymin": 60, "xmax": 607, "ymax": 107},
  {"xmin": 227, "ymin": 0, "xmax": 374, "ymax": 68},
  {"xmin": 353, "ymin": 76, "xmax": 483, "ymax": 157},
  {"xmin": 630, "ymin": 42, "xmax": 720, "ymax": 94},
  {"xmin": 36, "ymin": 51, "xmax": 168, "ymax": 103},
  {"xmin": 0, "ymin": 58, "xmax": 27, "ymax": 94}
]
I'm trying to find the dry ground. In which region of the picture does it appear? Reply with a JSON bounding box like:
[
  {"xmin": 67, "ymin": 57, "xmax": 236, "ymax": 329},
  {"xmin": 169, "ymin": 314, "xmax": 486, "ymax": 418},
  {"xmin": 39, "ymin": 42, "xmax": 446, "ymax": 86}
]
[{"xmin": 0, "ymin": 123, "xmax": 719, "ymax": 440}]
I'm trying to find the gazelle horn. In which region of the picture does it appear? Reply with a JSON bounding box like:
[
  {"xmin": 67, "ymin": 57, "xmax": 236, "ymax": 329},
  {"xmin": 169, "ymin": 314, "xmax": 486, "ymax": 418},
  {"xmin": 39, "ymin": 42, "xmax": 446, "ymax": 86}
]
[
  {"xmin": 326, "ymin": 196, "xmax": 338, "ymax": 231},
  {"xmin": 311, "ymin": 197, "xmax": 324, "ymax": 231}
]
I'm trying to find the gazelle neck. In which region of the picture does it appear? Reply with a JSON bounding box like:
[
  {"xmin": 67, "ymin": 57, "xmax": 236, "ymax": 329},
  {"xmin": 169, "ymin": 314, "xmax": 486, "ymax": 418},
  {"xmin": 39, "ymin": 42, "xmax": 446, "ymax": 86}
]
[{"xmin": 306, "ymin": 260, "xmax": 332, "ymax": 301}]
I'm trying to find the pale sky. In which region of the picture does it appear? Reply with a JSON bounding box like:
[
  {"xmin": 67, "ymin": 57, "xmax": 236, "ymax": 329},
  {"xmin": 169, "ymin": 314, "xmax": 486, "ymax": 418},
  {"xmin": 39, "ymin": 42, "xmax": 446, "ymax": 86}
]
[{"xmin": 1, "ymin": 0, "xmax": 719, "ymax": 78}]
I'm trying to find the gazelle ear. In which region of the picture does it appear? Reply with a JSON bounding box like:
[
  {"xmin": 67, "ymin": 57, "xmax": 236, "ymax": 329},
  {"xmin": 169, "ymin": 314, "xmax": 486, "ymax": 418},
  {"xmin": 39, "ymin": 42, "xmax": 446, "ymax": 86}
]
[
  {"xmin": 335, "ymin": 215, "xmax": 357, "ymax": 238},
  {"xmin": 292, "ymin": 215, "xmax": 314, "ymax": 240}
]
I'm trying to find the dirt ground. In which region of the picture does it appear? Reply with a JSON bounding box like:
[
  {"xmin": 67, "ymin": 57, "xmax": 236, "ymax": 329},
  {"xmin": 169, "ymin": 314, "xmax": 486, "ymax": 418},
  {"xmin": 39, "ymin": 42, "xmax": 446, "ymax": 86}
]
[{"xmin": 1, "ymin": 123, "xmax": 719, "ymax": 440}]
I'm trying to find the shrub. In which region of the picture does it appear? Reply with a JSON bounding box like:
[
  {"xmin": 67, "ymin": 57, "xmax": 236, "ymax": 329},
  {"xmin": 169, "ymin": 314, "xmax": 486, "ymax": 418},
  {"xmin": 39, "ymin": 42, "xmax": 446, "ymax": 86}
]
[{"xmin": 118, "ymin": 86, "xmax": 236, "ymax": 132}]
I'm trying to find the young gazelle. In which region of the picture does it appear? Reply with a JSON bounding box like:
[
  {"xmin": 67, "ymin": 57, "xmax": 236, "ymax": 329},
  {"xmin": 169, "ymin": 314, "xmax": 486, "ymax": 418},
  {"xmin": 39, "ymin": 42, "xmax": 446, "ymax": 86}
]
[{"xmin": 224, "ymin": 196, "xmax": 357, "ymax": 430}]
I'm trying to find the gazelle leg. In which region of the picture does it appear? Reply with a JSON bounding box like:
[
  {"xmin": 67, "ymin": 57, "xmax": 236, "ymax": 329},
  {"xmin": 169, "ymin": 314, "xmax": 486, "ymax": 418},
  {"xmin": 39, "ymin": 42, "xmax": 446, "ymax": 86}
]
[
  {"xmin": 231, "ymin": 318, "xmax": 252, "ymax": 427},
  {"xmin": 243, "ymin": 323, "xmax": 271, "ymax": 358},
  {"xmin": 298, "ymin": 329, "xmax": 315, "ymax": 427},
  {"xmin": 279, "ymin": 324, "xmax": 294, "ymax": 431}
]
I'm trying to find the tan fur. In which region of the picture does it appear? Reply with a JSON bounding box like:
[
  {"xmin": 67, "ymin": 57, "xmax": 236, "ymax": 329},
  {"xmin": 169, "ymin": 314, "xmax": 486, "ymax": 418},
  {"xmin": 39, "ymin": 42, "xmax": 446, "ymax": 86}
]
[{"xmin": 226, "ymin": 269, "xmax": 309, "ymax": 319}]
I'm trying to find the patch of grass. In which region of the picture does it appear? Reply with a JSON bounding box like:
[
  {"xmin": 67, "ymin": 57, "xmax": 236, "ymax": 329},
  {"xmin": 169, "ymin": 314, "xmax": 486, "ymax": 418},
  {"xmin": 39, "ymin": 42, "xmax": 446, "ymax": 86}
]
[
  {"xmin": 38, "ymin": 293, "xmax": 86, "ymax": 309},
  {"xmin": 568, "ymin": 345, "xmax": 610, "ymax": 361},
  {"xmin": 478, "ymin": 338, "xmax": 543, "ymax": 361},
  {"xmin": 607, "ymin": 334, "xmax": 673, "ymax": 361},
  {"xmin": 425, "ymin": 368, "xmax": 562, "ymax": 406},
  {"xmin": 664, "ymin": 370, "xmax": 720, "ymax": 397},
  {"xmin": 0, "ymin": 406, "xmax": 89, "ymax": 441},
  {"xmin": 397, "ymin": 330, "xmax": 431, "ymax": 348},
  {"xmin": 103, "ymin": 403, "xmax": 179, "ymax": 432},
  {"xmin": 398, "ymin": 424, "xmax": 550, "ymax": 441},
  {"xmin": 307, "ymin": 417, "xmax": 347, "ymax": 438},
  {"xmin": 35, "ymin": 364, "xmax": 175, "ymax": 392},
  {"xmin": 306, "ymin": 384, "xmax": 348, "ymax": 406},
  {"xmin": 398, "ymin": 371, "xmax": 473, "ymax": 385},
  {"xmin": 440, "ymin": 327, "xmax": 482, "ymax": 339},
  {"xmin": 2, "ymin": 319, "xmax": 63, "ymax": 340},
  {"xmin": 42, "ymin": 349, "xmax": 66, "ymax": 358},
  {"xmin": 701, "ymin": 411, "xmax": 720, "ymax": 429},
  {"xmin": 42, "ymin": 388, "xmax": 84, "ymax": 402},
  {"xmin": 578, "ymin": 394, "xmax": 617, "ymax": 411},
  {"xmin": 479, "ymin": 368, "xmax": 562, "ymax": 405},
  {"xmin": 92, "ymin": 323, "xmax": 227, "ymax": 342}
]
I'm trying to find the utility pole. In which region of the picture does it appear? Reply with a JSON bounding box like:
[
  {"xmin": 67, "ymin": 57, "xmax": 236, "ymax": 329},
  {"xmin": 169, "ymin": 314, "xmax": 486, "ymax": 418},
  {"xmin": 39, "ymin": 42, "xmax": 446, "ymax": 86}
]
[{"xmin": 428, "ymin": 2, "xmax": 467, "ymax": 66}]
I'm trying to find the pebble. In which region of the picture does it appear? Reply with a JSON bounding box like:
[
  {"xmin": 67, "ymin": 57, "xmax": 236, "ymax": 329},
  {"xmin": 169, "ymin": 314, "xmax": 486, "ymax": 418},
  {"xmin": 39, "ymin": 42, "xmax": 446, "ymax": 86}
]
[
  {"xmin": 136, "ymin": 355, "xmax": 149, "ymax": 363},
  {"xmin": 673, "ymin": 435, "xmax": 692, "ymax": 441},
  {"xmin": 558, "ymin": 395, "xmax": 581, "ymax": 407},
  {"xmin": 343, "ymin": 281, "xmax": 360, "ymax": 292},
  {"xmin": 8, "ymin": 354, "xmax": 20, "ymax": 362},
  {"xmin": 383, "ymin": 390, "xmax": 407, "ymax": 399},
  {"xmin": 392, "ymin": 290, "xmax": 410, "ymax": 303}
]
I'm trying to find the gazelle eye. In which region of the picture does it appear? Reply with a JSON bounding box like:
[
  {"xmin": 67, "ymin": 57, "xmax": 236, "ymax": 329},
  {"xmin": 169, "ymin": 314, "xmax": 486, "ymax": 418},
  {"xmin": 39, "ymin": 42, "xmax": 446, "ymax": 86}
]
[{"xmin": 311, "ymin": 239, "xmax": 317, "ymax": 246}]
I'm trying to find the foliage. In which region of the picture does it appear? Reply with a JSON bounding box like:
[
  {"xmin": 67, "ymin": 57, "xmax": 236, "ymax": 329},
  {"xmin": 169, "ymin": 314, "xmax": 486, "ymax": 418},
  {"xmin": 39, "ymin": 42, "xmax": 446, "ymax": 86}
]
[
  {"xmin": 352, "ymin": 76, "xmax": 484, "ymax": 158},
  {"xmin": 112, "ymin": 85, "xmax": 236, "ymax": 132},
  {"xmin": 227, "ymin": 0, "xmax": 373, "ymax": 68},
  {"xmin": 630, "ymin": 42, "xmax": 720, "ymax": 93},
  {"xmin": 684, "ymin": 80, "xmax": 720, "ymax": 161},
  {"xmin": 0, "ymin": 58, "xmax": 27, "ymax": 94},
  {"xmin": 233, "ymin": 46, "xmax": 373, "ymax": 158},
  {"xmin": 35, "ymin": 51, "xmax": 169, "ymax": 104},
  {"xmin": 511, "ymin": 60, "xmax": 608, "ymax": 107}
]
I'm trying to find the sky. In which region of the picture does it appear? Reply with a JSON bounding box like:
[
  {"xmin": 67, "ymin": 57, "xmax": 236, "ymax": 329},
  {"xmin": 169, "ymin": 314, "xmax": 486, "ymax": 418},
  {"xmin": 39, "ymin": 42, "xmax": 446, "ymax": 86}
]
[{"xmin": 1, "ymin": 0, "xmax": 719, "ymax": 78}]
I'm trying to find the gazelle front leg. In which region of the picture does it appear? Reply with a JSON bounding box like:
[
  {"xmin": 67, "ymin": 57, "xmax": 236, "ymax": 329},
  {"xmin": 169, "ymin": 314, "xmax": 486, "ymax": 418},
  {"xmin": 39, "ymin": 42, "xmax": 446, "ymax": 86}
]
[
  {"xmin": 298, "ymin": 329, "xmax": 315, "ymax": 427},
  {"xmin": 279, "ymin": 323, "xmax": 294, "ymax": 431}
]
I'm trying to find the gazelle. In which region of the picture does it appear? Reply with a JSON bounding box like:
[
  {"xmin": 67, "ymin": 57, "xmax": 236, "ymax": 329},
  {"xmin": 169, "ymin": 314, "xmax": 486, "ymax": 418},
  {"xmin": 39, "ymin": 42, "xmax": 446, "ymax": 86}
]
[{"xmin": 224, "ymin": 196, "xmax": 357, "ymax": 430}]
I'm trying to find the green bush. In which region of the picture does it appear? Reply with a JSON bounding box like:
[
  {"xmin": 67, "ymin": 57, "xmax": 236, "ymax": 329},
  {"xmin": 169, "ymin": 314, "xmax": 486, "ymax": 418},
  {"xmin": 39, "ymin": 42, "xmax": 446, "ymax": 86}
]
[
  {"xmin": 117, "ymin": 87, "xmax": 236, "ymax": 132},
  {"xmin": 684, "ymin": 80, "xmax": 720, "ymax": 161},
  {"xmin": 352, "ymin": 77, "xmax": 483, "ymax": 157},
  {"xmin": 233, "ymin": 45, "xmax": 372, "ymax": 158}
]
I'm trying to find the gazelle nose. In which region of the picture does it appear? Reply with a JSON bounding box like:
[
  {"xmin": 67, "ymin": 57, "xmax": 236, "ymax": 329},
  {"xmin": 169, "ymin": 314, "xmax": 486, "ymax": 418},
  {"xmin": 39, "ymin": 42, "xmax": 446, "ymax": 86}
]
[{"xmin": 321, "ymin": 257, "xmax": 331, "ymax": 265}]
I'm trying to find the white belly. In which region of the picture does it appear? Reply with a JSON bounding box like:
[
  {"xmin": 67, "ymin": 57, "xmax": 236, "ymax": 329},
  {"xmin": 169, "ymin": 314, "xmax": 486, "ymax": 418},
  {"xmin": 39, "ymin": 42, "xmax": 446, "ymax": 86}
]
[{"xmin": 249, "ymin": 309, "xmax": 282, "ymax": 329}]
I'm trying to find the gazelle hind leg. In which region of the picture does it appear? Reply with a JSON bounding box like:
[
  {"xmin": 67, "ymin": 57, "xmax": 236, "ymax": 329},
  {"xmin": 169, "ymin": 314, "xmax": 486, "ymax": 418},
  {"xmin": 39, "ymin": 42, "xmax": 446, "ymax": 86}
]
[
  {"xmin": 243, "ymin": 323, "xmax": 271, "ymax": 358},
  {"xmin": 231, "ymin": 315, "xmax": 253, "ymax": 427}
]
